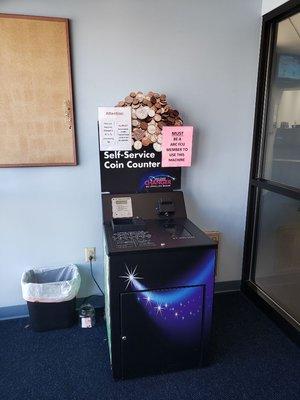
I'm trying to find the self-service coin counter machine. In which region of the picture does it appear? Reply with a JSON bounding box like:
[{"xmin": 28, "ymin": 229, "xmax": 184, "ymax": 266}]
[{"xmin": 102, "ymin": 191, "xmax": 217, "ymax": 379}]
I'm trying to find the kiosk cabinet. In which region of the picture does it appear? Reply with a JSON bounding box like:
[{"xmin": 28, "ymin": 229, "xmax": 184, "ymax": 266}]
[{"xmin": 102, "ymin": 192, "xmax": 217, "ymax": 379}]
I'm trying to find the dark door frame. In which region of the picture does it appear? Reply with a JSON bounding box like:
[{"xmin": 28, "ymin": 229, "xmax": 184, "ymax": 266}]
[{"xmin": 241, "ymin": 0, "xmax": 300, "ymax": 343}]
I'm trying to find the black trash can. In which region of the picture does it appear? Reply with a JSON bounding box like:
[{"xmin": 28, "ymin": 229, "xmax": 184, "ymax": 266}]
[
  {"xmin": 27, "ymin": 298, "xmax": 77, "ymax": 332},
  {"xmin": 21, "ymin": 265, "xmax": 81, "ymax": 332}
]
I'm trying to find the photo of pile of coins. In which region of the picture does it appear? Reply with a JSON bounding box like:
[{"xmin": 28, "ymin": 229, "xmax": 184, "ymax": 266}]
[{"xmin": 116, "ymin": 91, "xmax": 183, "ymax": 152}]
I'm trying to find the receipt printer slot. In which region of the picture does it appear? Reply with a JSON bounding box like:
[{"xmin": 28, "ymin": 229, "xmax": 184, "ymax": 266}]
[{"xmin": 111, "ymin": 217, "xmax": 146, "ymax": 232}]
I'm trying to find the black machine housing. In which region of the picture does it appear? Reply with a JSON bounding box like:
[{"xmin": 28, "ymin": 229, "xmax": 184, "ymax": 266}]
[{"xmin": 102, "ymin": 191, "xmax": 217, "ymax": 379}]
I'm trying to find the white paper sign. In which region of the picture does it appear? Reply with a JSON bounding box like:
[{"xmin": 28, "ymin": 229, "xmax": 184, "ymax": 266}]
[
  {"xmin": 111, "ymin": 197, "xmax": 133, "ymax": 219},
  {"xmin": 98, "ymin": 107, "xmax": 132, "ymax": 151}
]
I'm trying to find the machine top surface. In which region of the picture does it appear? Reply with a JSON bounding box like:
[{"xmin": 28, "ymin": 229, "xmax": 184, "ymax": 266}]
[
  {"xmin": 103, "ymin": 218, "xmax": 216, "ymax": 254},
  {"xmin": 102, "ymin": 191, "xmax": 216, "ymax": 254}
]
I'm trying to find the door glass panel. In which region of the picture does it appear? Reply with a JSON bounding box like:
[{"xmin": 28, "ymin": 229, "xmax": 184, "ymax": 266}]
[
  {"xmin": 262, "ymin": 13, "xmax": 300, "ymax": 188},
  {"xmin": 254, "ymin": 190, "xmax": 300, "ymax": 323}
]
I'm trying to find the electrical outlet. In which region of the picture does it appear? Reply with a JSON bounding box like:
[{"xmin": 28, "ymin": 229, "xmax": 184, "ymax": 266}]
[
  {"xmin": 84, "ymin": 247, "xmax": 96, "ymax": 262},
  {"xmin": 204, "ymin": 231, "xmax": 220, "ymax": 277},
  {"xmin": 204, "ymin": 231, "xmax": 220, "ymax": 243}
]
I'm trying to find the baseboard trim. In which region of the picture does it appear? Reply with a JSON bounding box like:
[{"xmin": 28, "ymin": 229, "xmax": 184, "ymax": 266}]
[
  {"xmin": 215, "ymin": 280, "xmax": 241, "ymax": 293},
  {"xmin": 0, "ymin": 282, "xmax": 241, "ymax": 321},
  {"xmin": 0, "ymin": 304, "xmax": 29, "ymax": 321},
  {"xmin": 0, "ymin": 295, "xmax": 105, "ymax": 321}
]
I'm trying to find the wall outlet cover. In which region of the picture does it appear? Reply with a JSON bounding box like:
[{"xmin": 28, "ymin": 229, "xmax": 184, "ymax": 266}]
[
  {"xmin": 204, "ymin": 231, "xmax": 220, "ymax": 243},
  {"xmin": 84, "ymin": 247, "xmax": 96, "ymax": 262}
]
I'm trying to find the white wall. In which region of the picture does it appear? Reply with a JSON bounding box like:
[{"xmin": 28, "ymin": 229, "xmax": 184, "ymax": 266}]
[
  {"xmin": 0, "ymin": 0, "xmax": 262, "ymax": 308},
  {"xmin": 262, "ymin": 0, "xmax": 288, "ymax": 14}
]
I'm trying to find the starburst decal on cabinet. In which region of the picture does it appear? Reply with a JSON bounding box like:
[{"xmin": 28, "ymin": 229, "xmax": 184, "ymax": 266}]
[{"xmin": 119, "ymin": 264, "xmax": 143, "ymax": 290}]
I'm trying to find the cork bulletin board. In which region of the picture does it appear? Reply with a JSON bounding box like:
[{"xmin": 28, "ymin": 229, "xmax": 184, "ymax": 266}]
[{"xmin": 0, "ymin": 14, "xmax": 77, "ymax": 167}]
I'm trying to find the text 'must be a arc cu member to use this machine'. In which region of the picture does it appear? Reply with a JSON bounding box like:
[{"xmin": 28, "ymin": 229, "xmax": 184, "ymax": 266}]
[{"xmin": 99, "ymin": 93, "xmax": 217, "ymax": 379}]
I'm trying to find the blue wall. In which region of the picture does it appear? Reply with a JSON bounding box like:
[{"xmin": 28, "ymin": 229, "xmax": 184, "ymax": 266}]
[{"xmin": 0, "ymin": 0, "xmax": 262, "ymax": 309}]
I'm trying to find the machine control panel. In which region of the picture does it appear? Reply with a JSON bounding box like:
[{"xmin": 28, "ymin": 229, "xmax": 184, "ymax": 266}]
[
  {"xmin": 112, "ymin": 230, "xmax": 156, "ymax": 249},
  {"xmin": 110, "ymin": 222, "xmax": 196, "ymax": 251},
  {"xmin": 103, "ymin": 193, "xmax": 216, "ymax": 254}
]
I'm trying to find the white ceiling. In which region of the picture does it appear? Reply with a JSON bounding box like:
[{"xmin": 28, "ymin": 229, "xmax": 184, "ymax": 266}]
[{"xmin": 262, "ymin": 0, "xmax": 288, "ymax": 15}]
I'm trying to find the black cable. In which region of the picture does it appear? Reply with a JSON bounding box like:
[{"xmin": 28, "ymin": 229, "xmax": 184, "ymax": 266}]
[
  {"xmin": 89, "ymin": 257, "xmax": 104, "ymax": 297},
  {"xmin": 79, "ymin": 258, "xmax": 104, "ymax": 307}
]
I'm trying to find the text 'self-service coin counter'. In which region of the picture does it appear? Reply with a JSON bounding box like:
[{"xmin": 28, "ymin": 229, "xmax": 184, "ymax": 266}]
[{"xmin": 102, "ymin": 191, "xmax": 217, "ymax": 379}]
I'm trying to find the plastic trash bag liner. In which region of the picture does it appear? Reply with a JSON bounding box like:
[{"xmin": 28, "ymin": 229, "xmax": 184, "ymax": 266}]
[{"xmin": 21, "ymin": 265, "xmax": 81, "ymax": 303}]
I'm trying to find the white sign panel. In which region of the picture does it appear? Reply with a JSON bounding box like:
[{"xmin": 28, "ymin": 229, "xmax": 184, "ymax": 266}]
[
  {"xmin": 98, "ymin": 107, "xmax": 132, "ymax": 151},
  {"xmin": 111, "ymin": 197, "xmax": 133, "ymax": 219}
]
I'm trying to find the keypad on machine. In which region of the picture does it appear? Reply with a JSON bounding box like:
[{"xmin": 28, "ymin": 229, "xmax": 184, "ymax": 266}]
[{"xmin": 112, "ymin": 231, "xmax": 154, "ymax": 248}]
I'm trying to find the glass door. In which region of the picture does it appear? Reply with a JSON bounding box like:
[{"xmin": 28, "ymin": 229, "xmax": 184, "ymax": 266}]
[{"xmin": 243, "ymin": 2, "xmax": 300, "ymax": 334}]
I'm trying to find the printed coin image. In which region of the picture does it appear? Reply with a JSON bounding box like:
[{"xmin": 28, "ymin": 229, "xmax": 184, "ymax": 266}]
[
  {"xmin": 136, "ymin": 93, "xmax": 144, "ymax": 102},
  {"xmin": 133, "ymin": 128, "xmax": 144, "ymax": 140},
  {"xmin": 147, "ymin": 124, "xmax": 156, "ymax": 134},
  {"xmin": 175, "ymin": 119, "xmax": 183, "ymax": 126},
  {"xmin": 150, "ymin": 134, "xmax": 157, "ymax": 143},
  {"xmin": 142, "ymin": 137, "xmax": 151, "ymax": 146},
  {"xmin": 157, "ymin": 134, "xmax": 163, "ymax": 144},
  {"xmin": 136, "ymin": 107, "xmax": 148, "ymax": 120},
  {"xmin": 133, "ymin": 140, "xmax": 142, "ymax": 150},
  {"xmin": 148, "ymin": 109, "xmax": 155, "ymax": 118},
  {"xmin": 125, "ymin": 96, "xmax": 133, "ymax": 104},
  {"xmin": 153, "ymin": 142, "xmax": 162, "ymax": 152},
  {"xmin": 140, "ymin": 121, "xmax": 148, "ymax": 130}
]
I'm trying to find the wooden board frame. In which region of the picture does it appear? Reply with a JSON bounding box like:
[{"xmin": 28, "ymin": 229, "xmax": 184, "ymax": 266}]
[{"xmin": 0, "ymin": 13, "xmax": 77, "ymax": 167}]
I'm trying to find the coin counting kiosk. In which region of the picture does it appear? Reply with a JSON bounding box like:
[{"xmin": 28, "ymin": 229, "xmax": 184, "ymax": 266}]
[
  {"xmin": 102, "ymin": 192, "xmax": 216, "ymax": 379},
  {"xmin": 99, "ymin": 96, "xmax": 217, "ymax": 380}
]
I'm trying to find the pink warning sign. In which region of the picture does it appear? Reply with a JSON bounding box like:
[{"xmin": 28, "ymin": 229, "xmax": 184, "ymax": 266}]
[{"xmin": 161, "ymin": 126, "xmax": 193, "ymax": 167}]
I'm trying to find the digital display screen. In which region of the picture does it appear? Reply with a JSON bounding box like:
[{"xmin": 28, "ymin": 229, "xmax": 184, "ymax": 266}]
[{"xmin": 278, "ymin": 54, "xmax": 300, "ymax": 80}]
